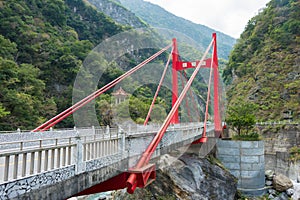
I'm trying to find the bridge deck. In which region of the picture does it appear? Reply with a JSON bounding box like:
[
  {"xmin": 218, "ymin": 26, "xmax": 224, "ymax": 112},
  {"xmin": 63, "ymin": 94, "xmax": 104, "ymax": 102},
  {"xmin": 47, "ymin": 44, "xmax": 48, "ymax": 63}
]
[{"xmin": 0, "ymin": 122, "xmax": 214, "ymax": 199}]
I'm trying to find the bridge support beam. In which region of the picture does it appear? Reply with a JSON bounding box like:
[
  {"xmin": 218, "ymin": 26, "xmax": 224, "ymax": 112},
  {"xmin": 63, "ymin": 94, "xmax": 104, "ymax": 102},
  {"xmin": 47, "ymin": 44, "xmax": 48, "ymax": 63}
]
[
  {"xmin": 74, "ymin": 172, "xmax": 129, "ymax": 197},
  {"xmin": 127, "ymin": 164, "xmax": 156, "ymax": 194}
]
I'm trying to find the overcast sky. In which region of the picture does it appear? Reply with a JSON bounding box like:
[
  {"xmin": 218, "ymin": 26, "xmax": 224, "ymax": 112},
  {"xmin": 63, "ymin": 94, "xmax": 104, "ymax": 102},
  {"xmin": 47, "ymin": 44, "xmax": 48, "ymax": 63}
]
[{"xmin": 145, "ymin": 0, "xmax": 270, "ymax": 38}]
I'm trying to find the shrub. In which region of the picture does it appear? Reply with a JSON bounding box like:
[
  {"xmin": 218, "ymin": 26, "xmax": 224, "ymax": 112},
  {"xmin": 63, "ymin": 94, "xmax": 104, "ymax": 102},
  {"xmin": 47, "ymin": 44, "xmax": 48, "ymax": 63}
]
[
  {"xmin": 232, "ymin": 132, "xmax": 261, "ymax": 141},
  {"xmin": 289, "ymin": 146, "xmax": 300, "ymax": 162}
]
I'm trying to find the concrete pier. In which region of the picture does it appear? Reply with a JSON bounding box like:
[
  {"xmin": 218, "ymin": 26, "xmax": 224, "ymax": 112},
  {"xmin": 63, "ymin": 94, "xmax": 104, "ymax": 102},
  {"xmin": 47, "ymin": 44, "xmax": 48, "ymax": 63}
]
[{"xmin": 216, "ymin": 140, "xmax": 265, "ymax": 196}]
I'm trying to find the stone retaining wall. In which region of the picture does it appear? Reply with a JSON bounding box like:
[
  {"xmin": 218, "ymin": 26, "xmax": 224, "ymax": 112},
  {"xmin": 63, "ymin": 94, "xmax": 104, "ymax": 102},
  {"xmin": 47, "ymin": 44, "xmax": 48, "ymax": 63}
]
[
  {"xmin": 259, "ymin": 125, "xmax": 300, "ymax": 180},
  {"xmin": 265, "ymin": 152, "xmax": 300, "ymax": 181},
  {"xmin": 259, "ymin": 124, "xmax": 299, "ymax": 153}
]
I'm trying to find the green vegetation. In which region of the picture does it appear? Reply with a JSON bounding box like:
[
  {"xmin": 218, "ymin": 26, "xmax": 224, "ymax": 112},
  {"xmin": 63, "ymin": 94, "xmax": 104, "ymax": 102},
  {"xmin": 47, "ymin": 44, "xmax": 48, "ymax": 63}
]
[
  {"xmin": 236, "ymin": 192, "xmax": 272, "ymax": 200},
  {"xmin": 226, "ymin": 97, "xmax": 260, "ymax": 140},
  {"xmin": 113, "ymin": 187, "xmax": 176, "ymax": 200},
  {"xmin": 207, "ymin": 154, "xmax": 229, "ymax": 172},
  {"xmin": 226, "ymin": 98, "xmax": 258, "ymax": 135},
  {"xmin": 289, "ymin": 146, "xmax": 300, "ymax": 162},
  {"xmin": 232, "ymin": 133, "xmax": 260, "ymax": 141},
  {"xmin": 0, "ymin": 0, "xmax": 125, "ymax": 130},
  {"xmin": 97, "ymin": 85, "xmax": 171, "ymax": 126},
  {"xmin": 223, "ymin": 0, "xmax": 300, "ymax": 122}
]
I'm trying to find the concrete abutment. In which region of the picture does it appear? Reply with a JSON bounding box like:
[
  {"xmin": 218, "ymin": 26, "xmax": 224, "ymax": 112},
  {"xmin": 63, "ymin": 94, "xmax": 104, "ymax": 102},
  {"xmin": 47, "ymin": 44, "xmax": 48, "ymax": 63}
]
[{"xmin": 216, "ymin": 140, "xmax": 266, "ymax": 196}]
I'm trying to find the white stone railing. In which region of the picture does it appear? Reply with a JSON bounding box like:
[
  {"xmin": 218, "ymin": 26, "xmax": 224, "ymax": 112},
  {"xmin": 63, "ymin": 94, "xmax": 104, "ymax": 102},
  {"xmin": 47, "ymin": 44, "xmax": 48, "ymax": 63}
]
[
  {"xmin": 0, "ymin": 126, "xmax": 122, "ymax": 184},
  {"xmin": 82, "ymin": 135, "xmax": 120, "ymax": 161},
  {"xmin": 0, "ymin": 137, "xmax": 76, "ymax": 182},
  {"xmin": 0, "ymin": 122, "xmax": 214, "ymax": 185}
]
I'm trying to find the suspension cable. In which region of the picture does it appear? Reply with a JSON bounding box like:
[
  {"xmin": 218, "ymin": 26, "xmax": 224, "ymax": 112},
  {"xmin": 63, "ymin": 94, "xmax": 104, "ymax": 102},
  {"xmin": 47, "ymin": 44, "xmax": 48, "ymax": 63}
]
[
  {"xmin": 144, "ymin": 47, "xmax": 173, "ymax": 125},
  {"xmin": 33, "ymin": 44, "xmax": 172, "ymax": 132},
  {"xmin": 179, "ymin": 71, "xmax": 192, "ymax": 122},
  {"xmin": 126, "ymin": 39, "xmax": 214, "ymax": 194},
  {"xmin": 183, "ymin": 71, "xmax": 201, "ymax": 122}
]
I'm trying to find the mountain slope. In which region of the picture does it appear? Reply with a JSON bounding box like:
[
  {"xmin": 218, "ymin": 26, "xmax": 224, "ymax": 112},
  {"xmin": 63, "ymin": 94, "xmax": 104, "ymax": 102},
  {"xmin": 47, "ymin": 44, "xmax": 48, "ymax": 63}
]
[
  {"xmin": 0, "ymin": 0, "xmax": 125, "ymax": 130},
  {"xmin": 223, "ymin": 0, "xmax": 300, "ymax": 122},
  {"xmin": 118, "ymin": 0, "xmax": 236, "ymax": 59}
]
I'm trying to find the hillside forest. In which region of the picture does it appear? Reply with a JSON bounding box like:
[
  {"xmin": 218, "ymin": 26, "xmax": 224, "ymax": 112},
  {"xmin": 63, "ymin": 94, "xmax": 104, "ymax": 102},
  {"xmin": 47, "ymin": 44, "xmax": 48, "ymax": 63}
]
[
  {"xmin": 0, "ymin": 0, "xmax": 128, "ymax": 130},
  {"xmin": 223, "ymin": 0, "xmax": 300, "ymax": 122}
]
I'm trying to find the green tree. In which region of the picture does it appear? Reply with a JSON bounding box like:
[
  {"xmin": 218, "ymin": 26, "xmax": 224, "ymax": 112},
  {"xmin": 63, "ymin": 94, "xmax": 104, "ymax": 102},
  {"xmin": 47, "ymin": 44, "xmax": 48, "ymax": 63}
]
[
  {"xmin": 151, "ymin": 106, "xmax": 167, "ymax": 123},
  {"xmin": 0, "ymin": 35, "xmax": 17, "ymax": 60},
  {"xmin": 226, "ymin": 98, "xmax": 258, "ymax": 136},
  {"xmin": 0, "ymin": 57, "xmax": 55, "ymax": 130},
  {"xmin": 0, "ymin": 103, "xmax": 10, "ymax": 118},
  {"xmin": 96, "ymin": 94, "xmax": 114, "ymax": 126}
]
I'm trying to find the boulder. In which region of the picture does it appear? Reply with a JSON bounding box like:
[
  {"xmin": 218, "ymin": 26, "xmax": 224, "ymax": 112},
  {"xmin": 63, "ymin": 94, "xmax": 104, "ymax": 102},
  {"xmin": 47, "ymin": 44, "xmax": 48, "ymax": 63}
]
[
  {"xmin": 286, "ymin": 188, "xmax": 294, "ymax": 196},
  {"xmin": 266, "ymin": 180, "xmax": 273, "ymax": 186},
  {"xmin": 273, "ymin": 174, "xmax": 293, "ymax": 192},
  {"xmin": 268, "ymin": 194, "xmax": 275, "ymax": 199},
  {"xmin": 268, "ymin": 188, "xmax": 276, "ymax": 195},
  {"xmin": 275, "ymin": 192, "xmax": 289, "ymax": 200},
  {"xmin": 266, "ymin": 170, "xmax": 275, "ymax": 180}
]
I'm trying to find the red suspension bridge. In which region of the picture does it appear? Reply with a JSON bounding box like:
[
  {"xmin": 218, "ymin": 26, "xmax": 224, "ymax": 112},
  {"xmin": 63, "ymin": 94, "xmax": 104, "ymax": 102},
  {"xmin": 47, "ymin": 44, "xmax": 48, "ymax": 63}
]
[{"xmin": 0, "ymin": 33, "xmax": 224, "ymax": 199}]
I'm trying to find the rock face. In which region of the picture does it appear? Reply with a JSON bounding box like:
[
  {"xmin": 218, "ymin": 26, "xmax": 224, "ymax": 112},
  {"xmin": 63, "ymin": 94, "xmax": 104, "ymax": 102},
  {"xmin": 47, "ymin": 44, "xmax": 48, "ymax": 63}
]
[
  {"xmin": 114, "ymin": 154, "xmax": 237, "ymax": 200},
  {"xmin": 88, "ymin": 0, "xmax": 147, "ymax": 28},
  {"xmin": 292, "ymin": 181, "xmax": 300, "ymax": 200},
  {"xmin": 273, "ymin": 174, "xmax": 294, "ymax": 192}
]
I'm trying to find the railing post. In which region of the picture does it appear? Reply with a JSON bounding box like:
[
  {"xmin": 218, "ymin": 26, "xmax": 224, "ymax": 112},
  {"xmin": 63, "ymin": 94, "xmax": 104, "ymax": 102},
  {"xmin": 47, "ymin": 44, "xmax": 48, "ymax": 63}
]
[
  {"xmin": 30, "ymin": 152, "xmax": 35, "ymax": 175},
  {"xmin": 75, "ymin": 133, "xmax": 84, "ymax": 174},
  {"xmin": 92, "ymin": 125, "xmax": 95, "ymax": 135},
  {"xmin": 22, "ymin": 153, "xmax": 27, "ymax": 177},
  {"xmin": 106, "ymin": 125, "xmax": 110, "ymax": 135},
  {"xmin": 171, "ymin": 124, "xmax": 175, "ymax": 132},
  {"xmin": 119, "ymin": 128, "xmax": 126, "ymax": 159},
  {"xmin": 117, "ymin": 126, "xmax": 119, "ymax": 139},
  {"xmin": 4, "ymin": 155, "xmax": 10, "ymax": 181}
]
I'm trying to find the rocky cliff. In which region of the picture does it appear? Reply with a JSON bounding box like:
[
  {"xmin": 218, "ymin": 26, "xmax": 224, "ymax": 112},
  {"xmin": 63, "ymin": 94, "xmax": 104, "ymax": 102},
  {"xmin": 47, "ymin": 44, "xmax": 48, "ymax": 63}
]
[
  {"xmin": 88, "ymin": 0, "xmax": 147, "ymax": 28},
  {"xmin": 114, "ymin": 154, "xmax": 237, "ymax": 200}
]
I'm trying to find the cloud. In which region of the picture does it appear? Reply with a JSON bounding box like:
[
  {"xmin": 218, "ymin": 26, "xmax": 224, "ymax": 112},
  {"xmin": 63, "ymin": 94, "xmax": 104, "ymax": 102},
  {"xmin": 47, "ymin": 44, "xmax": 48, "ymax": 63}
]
[{"xmin": 145, "ymin": 0, "xmax": 269, "ymax": 38}]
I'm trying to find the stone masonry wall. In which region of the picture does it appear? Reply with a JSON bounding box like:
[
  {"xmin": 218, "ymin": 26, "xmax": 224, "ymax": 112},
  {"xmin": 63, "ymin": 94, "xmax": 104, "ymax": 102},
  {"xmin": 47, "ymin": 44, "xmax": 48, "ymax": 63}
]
[{"xmin": 258, "ymin": 124, "xmax": 300, "ymax": 180}]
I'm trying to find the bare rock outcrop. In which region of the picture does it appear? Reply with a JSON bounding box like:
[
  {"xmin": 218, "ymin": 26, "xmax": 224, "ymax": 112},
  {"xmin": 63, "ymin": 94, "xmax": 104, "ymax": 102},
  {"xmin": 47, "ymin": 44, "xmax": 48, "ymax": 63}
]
[{"xmin": 114, "ymin": 153, "xmax": 237, "ymax": 200}]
